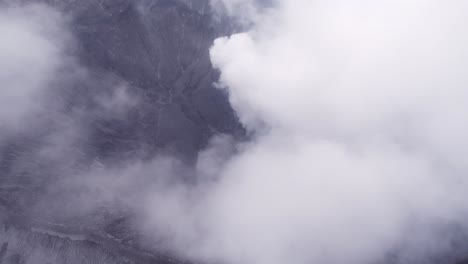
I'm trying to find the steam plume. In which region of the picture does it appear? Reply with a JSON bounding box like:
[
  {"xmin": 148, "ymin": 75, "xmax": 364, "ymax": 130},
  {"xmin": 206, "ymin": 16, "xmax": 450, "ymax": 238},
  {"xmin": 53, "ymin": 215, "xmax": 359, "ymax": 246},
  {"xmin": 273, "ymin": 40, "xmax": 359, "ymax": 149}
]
[{"xmin": 144, "ymin": 1, "xmax": 468, "ymax": 264}]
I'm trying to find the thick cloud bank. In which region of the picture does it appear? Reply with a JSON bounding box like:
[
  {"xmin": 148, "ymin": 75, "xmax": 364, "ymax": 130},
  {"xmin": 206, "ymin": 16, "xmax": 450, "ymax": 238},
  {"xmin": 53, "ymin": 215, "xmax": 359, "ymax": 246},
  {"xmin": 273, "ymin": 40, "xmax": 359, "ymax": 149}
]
[
  {"xmin": 145, "ymin": 1, "xmax": 468, "ymax": 264},
  {"xmin": 3, "ymin": 1, "xmax": 468, "ymax": 264}
]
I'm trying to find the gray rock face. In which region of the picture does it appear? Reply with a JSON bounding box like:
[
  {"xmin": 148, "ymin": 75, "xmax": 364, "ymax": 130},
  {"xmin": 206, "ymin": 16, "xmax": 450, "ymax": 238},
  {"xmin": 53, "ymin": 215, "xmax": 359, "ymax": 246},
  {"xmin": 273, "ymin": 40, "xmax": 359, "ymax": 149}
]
[
  {"xmin": 0, "ymin": 226, "xmax": 156, "ymax": 264},
  {"xmin": 0, "ymin": 0, "xmax": 242, "ymax": 263},
  {"xmin": 68, "ymin": 0, "xmax": 243, "ymax": 161}
]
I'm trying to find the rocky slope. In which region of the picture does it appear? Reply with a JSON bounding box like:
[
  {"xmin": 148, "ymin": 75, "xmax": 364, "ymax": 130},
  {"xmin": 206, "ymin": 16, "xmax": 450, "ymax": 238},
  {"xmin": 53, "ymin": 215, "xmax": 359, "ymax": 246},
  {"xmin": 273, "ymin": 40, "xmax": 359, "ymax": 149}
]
[{"xmin": 0, "ymin": 0, "xmax": 241, "ymax": 263}]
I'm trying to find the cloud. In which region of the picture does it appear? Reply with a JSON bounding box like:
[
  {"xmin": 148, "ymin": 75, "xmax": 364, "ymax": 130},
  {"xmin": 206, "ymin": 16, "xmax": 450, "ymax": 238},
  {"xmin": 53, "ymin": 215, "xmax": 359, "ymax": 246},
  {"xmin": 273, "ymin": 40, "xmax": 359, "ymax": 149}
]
[
  {"xmin": 3, "ymin": 1, "xmax": 468, "ymax": 264},
  {"xmin": 141, "ymin": 1, "xmax": 468, "ymax": 264}
]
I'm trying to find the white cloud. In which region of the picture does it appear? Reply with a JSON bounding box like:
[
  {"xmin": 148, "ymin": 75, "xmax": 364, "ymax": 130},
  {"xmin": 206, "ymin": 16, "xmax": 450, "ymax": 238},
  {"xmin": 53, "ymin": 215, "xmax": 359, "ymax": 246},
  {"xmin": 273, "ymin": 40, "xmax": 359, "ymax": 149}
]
[
  {"xmin": 143, "ymin": 1, "xmax": 468, "ymax": 264},
  {"xmin": 4, "ymin": 1, "xmax": 468, "ymax": 264}
]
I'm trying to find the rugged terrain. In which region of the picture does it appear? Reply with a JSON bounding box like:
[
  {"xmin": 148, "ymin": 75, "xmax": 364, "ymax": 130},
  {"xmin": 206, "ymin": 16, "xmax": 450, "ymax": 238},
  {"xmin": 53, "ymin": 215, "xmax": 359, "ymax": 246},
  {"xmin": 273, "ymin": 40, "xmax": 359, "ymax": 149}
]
[
  {"xmin": 1, "ymin": 1, "xmax": 468, "ymax": 264},
  {"xmin": 0, "ymin": 0, "xmax": 242, "ymax": 263}
]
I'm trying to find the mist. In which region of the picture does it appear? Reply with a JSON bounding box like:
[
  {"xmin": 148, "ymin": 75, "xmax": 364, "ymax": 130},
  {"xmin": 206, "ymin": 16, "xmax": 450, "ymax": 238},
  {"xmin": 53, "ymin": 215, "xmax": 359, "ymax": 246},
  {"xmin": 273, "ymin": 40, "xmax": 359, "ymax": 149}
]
[
  {"xmin": 0, "ymin": 3, "xmax": 69, "ymax": 134},
  {"xmin": 2, "ymin": 1, "xmax": 468, "ymax": 264},
  {"xmin": 0, "ymin": 1, "xmax": 140, "ymax": 223}
]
